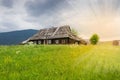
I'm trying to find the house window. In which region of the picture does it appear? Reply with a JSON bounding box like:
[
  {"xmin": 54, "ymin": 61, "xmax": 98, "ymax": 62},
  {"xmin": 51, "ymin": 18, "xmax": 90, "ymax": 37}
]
[
  {"xmin": 43, "ymin": 40, "xmax": 46, "ymax": 44},
  {"xmin": 48, "ymin": 40, "xmax": 51, "ymax": 44},
  {"xmin": 55, "ymin": 40, "xmax": 59, "ymax": 44},
  {"xmin": 61, "ymin": 39, "xmax": 66, "ymax": 44},
  {"xmin": 38, "ymin": 41, "xmax": 41, "ymax": 44},
  {"xmin": 33, "ymin": 41, "xmax": 37, "ymax": 44},
  {"xmin": 75, "ymin": 41, "xmax": 79, "ymax": 44}
]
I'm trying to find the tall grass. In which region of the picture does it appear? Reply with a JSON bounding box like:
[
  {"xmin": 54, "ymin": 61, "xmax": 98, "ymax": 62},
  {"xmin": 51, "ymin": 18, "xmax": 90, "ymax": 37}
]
[{"xmin": 0, "ymin": 44, "xmax": 120, "ymax": 80}]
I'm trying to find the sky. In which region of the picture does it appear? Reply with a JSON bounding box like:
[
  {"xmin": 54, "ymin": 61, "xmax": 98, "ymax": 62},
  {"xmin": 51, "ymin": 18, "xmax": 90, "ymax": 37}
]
[{"xmin": 0, "ymin": 0, "xmax": 120, "ymax": 41}]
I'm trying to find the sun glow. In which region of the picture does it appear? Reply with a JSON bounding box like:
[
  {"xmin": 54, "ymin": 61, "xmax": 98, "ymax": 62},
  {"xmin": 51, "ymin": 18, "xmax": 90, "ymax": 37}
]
[{"xmin": 63, "ymin": 0, "xmax": 120, "ymax": 40}]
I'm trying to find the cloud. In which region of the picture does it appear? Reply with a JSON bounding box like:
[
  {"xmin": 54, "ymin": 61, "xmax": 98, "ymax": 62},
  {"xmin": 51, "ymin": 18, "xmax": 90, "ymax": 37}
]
[
  {"xmin": 113, "ymin": 0, "xmax": 120, "ymax": 10},
  {"xmin": 0, "ymin": 0, "xmax": 14, "ymax": 8},
  {"xmin": 25, "ymin": 0, "xmax": 69, "ymax": 17},
  {"xmin": 1, "ymin": 21, "xmax": 17, "ymax": 28}
]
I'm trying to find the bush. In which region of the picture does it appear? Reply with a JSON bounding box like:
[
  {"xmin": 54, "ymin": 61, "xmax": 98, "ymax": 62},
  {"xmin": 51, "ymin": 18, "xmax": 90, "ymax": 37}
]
[{"xmin": 90, "ymin": 34, "xmax": 99, "ymax": 45}]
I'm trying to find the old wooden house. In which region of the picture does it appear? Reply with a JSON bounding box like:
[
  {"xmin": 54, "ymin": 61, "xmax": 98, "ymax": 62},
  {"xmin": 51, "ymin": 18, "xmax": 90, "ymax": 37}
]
[{"xmin": 28, "ymin": 25, "xmax": 87, "ymax": 45}]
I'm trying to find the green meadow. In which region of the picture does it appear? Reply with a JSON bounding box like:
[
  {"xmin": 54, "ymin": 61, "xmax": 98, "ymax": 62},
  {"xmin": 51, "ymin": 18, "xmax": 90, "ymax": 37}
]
[{"xmin": 0, "ymin": 44, "xmax": 120, "ymax": 80}]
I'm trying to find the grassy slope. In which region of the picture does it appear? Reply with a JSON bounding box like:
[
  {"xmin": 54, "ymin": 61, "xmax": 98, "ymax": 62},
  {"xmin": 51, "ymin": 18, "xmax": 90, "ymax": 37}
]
[{"xmin": 0, "ymin": 44, "xmax": 120, "ymax": 80}]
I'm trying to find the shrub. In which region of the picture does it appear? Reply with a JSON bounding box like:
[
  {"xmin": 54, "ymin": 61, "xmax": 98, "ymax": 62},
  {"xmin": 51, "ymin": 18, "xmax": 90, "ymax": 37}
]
[{"xmin": 90, "ymin": 34, "xmax": 99, "ymax": 45}]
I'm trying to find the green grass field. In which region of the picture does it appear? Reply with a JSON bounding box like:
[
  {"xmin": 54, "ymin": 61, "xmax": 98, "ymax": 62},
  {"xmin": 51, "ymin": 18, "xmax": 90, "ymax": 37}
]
[{"xmin": 0, "ymin": 44, "xmax": 120, "ymax": 80}]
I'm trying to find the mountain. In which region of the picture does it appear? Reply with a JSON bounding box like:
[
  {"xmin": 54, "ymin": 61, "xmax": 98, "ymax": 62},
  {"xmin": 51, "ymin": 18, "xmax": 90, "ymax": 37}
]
[{"xmin": 0, "ymin": 29, "xmax": 38, "ymax": 45}]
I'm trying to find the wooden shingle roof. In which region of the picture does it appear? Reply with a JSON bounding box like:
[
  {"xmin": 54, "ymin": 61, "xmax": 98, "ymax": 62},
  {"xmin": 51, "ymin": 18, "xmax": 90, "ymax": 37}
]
[{"xmin": 29, "ymin": 25, "xmax": 84, "ymax": 41}]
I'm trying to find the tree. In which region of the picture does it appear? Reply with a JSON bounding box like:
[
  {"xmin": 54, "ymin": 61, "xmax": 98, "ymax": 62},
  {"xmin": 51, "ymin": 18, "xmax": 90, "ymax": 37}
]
[{"xmin": 90, "ymin": 34, "xmax": 99, "ymax": 45}]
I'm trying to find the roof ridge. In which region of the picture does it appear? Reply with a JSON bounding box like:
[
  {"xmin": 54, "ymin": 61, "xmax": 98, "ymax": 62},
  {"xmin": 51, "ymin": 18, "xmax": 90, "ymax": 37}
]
[{"xmin": 51, "ymin": 27, "xmax": 60, "ymax": 37}]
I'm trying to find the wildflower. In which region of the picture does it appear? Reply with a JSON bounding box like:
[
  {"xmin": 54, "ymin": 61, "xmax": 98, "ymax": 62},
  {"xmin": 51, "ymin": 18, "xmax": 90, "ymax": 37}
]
[{"xmin": 16, "ymin": 51, "xmax": 21, "ymax": 54}]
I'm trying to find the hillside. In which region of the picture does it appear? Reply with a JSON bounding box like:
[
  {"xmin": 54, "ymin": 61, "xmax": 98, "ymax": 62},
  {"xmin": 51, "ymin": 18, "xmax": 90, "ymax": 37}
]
[
  {"xmin": 0, "ymin": 29, "xmax": 38, "ymax": 45},
  {"xmin": 0, "ymin": 45, "xmax": 120, "ymax": 80}
]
